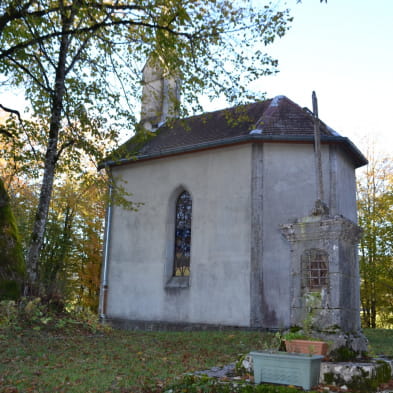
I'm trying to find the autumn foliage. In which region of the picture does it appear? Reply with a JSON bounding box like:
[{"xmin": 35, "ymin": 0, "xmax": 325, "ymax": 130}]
[{"xmin": 357, "ymin": 150, "xmax": 393, "ymax": 328}]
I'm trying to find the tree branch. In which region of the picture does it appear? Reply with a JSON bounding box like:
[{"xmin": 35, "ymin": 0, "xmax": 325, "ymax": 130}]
[
  {"xmin": 5, "ymin": 55, "xmax": 53, "ymax": 93},
  {"xmin": 0, "ymin": 104, "xmax": 39, "ymax": 160},
  {"xmin": 24, "ymin": 16, "xmax": 56, "ymax": 70},
  {"xmin": 0, "ymin": 18, "xmax": 192, "ymax": 60},
  {"xmin": 0, "ymin": 1, "xmax": 145, "ymax": 33},
  {"xmin": 56, "ymin": 139, "xmax": 75, "ymax": 162},
  {"xmin": 0, "ymin": 103, "xmax": 22, "ymax": 121},
  {"xmin": 0, "ymin": 127, "xmax": 13, "ymax": 139}
]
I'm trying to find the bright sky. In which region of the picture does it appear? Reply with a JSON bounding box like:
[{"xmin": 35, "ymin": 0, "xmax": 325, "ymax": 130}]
[
  {"xmin": 203, "ymin": 0, "xmax": 393, "ymax": 157},
  {"xmin": 253, "ymin": 0, "xmax": 393, "ymax": 156}
]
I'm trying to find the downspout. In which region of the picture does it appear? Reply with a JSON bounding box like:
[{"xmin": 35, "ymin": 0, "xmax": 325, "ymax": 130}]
[{"xmin": 99, "ymin": 171, "xmax": 113, "ymax": 321}]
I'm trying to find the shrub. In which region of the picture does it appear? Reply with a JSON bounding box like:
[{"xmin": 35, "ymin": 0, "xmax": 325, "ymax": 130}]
[{"xmin": 0, "ymin": 297, "xmax": 111, "ymax": 334}]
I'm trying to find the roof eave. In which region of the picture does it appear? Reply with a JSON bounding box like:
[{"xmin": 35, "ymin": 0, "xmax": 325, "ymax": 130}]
[{"xmin": 98, "ymin": 134, "xmax": 368, "ymax": 170}]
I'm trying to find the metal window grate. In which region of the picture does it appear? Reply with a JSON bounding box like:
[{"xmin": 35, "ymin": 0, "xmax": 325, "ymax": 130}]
[
  {"xmin": 301, "ymin": 249, "xmax": 328, "ymax": 291},
  {"xmin": 173, "ymin": 191, "xmax": 192, "ymax": 276}
]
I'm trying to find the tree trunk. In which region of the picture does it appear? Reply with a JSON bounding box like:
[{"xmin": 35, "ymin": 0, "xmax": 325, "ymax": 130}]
[
  {"xmin": 25, "ymin": 27, "xmax": 70, "ymax": 296},
  {"xmin": 371, "ymin": 293, "xmax": 377, "ymax": 329},
  {"xmin": 0, "ymin": 177, "xmax": 25, "ymax": 299}
]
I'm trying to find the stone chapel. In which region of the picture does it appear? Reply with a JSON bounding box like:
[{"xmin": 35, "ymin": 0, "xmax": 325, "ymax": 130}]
[{"xmin": 98, "ymin": 59, "xmax": 368, "ymax": 349}]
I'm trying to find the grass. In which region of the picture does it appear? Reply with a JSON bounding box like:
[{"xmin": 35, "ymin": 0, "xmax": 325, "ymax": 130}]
[
  {"xmin": 364, "ymin": 328, "xmax": 393, "ymax": 356},
  {"xmin": 0, "ymin": 328, "xmax": 266, "ymax": 393},
  {"xmin": 1, "ymin": 326, "xmax": 392, "ymax": 393}
]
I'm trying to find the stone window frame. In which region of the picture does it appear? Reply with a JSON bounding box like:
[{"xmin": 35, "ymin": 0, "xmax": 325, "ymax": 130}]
[{"xmin": 301, "ymin": 248, "xmax": 329, "ymax": 293}]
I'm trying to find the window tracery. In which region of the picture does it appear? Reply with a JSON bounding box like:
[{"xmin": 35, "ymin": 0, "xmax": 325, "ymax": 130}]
[{"xmin": 173, "ymin": 191, "xmax": 192, "ymax": 276}]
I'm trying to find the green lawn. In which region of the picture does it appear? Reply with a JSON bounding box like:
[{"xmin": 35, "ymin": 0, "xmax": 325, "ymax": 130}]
[
  {"xmin": 0, "ymin": 328, "xmax": 391, "ymax": 393},
  {"xmin": 0, "ymin": 329, "xmax": 266, "ymax": 393},
  {"xmin": 364, "ymin": 328, "xmax": 393, "ymax": 356}
]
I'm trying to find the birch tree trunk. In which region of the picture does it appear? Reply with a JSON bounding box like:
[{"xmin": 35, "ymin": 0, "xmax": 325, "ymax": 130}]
[{"xmin": 25, "ymin": 16, "xmax": 71, "ymax": 296}]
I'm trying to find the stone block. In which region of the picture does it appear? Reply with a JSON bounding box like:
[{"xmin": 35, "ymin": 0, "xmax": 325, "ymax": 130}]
[
  {"xmin": 281, "ymin": 213, "xmax": 362, "ymax": 336},
  {"xmin": 320, "ymin": 357, "xmax": 391, "ymax": 390}
]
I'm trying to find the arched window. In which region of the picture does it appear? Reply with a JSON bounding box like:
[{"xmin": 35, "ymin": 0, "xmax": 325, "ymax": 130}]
[
  {"xmin": 301, "ymin": 248, "xmax": 329, "ymax": 292},
  {"xmin": 173, "ymin": 191, "xmax": 192, "ymax": 276}
]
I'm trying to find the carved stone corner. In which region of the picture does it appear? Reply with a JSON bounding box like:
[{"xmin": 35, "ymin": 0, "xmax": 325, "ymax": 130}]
[
  {"xmin": 311, "ymin": 199, "xmax": 330, "ymax": 217},
  {"xmin": 337, "ymin": 217, "xmax": 363, "ymax": 244},
  {"xmin": 280, "ymin": 223, "xmax": 296, "ymax": 243}
]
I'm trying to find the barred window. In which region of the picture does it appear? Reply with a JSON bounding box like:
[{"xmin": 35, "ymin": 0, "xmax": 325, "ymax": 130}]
[
  {"xmin": 301, "ymin": 248, "xmax": 329, "ymax": 292},
  {"xmin": 173, "ymin": 191, "xmax": 192, "ymax": 276}
]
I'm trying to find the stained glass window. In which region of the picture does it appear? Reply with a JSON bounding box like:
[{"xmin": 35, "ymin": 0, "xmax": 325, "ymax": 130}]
[
  {"xmin": 301, "ymin": 249, "xmax": 329, "ymax": 292},
  {"xmin": 173, "ymin": 191, "xmax": 192, "ymax": 276}
]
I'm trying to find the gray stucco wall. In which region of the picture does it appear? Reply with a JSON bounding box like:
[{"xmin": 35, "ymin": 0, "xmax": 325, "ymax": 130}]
[
  {"xmin": 251, "ymin": 142, "xmax": 358, "ymax": 329},
  {"xmin": 253, "ymin": 143, "xmax": 327, "ymax": 328},
  {"xmin": 106, "ymin": 145, "xmax": 253, "ymax": 326},
  {"xmin": 103, "ymin": 141, "xmax": 360, "ymax": 329},
  {"xmin": 334, "ymin": 147, "xmax": 358, "ymax": 222}
]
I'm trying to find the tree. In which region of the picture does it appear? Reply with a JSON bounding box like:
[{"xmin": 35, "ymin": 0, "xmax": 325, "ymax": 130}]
[
  {"xmin": 0, "ymin": 0, "xmax": 293, "ymax": 296},
  {"xmin": 1, "ymin": 134, "xmax": 107, "ymax": 308},
  {"xmin": 0, "ymin": 176, "xmax": 25, "ymax": 300},
  {"xmin": 39, "ymin": 173, "xmax": 107, "ymax": 310},
  {"xmin": 0, "ymin": 115, "xmax": 26, "ymax": 300},
  {"xmin": 1, "ymin": 112, "xmax": 120, "ymax": 308},
  {"xmin": 358, "ymin": 150, "xmax": 393, "ymax": 328}
]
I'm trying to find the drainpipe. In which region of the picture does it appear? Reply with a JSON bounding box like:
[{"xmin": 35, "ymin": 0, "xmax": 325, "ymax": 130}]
[{"xmin": 99, "ymin": 175, "xmax": 113, "ymax": 321}]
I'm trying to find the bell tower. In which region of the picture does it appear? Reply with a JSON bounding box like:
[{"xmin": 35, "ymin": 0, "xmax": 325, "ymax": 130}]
[{"xmin": 140, "ymin": 56, "xmax": 180, "ymax": 131}]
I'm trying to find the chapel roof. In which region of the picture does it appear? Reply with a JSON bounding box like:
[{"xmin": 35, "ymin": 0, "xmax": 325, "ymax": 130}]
[{"xmin": 102, "ymin": 95, "xmax": 367, "ymax": 168}]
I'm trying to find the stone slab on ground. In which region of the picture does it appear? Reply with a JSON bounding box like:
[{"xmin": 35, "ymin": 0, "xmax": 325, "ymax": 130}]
[
  {"xmin": 194, "ymin": 363, "xmax": 236, "ymax": 378},
  {"xmin": 193, "ymin": 355, "xmax": 393, "ymax": 392},
  {"xmin": 320, "ymin": 357, "xmax": 393, "ymax": 388}
]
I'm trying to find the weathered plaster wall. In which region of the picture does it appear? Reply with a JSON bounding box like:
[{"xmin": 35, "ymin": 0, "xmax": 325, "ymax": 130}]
[
  {"xmin": 337, "ymin": 147, "xmax": 360, "ymax": 330},
  {"xmin": 253, "ymin": 142, "xmax": 356, "ymax": 329},
  {"xmin": 104, "ymin": 140, "xmax": 360, "ymax": 329},
  {"xmin": 106, "ymin": 145, "xmax": 253, "ymax": 326},
  {"xmin": 254, "ymin": 143, "xmax": 327, "ymax": 328},
  {"xmin": 327, "ymin": 145, "xmax": 361, "ymax": 330},
  {"xmin": 141, "ymin": 60, "xmax": 180, "ymax": 129},
  {"xmin": 141, "ymin": 63, "xmax": 163, "ymax": 123},
  {"xmin": 334, "ymin": 147, "xmax": 358, "ymax": 222}
]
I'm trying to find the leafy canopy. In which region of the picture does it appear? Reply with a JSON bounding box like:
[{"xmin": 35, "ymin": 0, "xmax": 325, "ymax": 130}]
[
  {"xmin": 0, "ymin": 0, "xmax": 292, "ymax": 122},
  {"xmin": 0, "ymin": 0, "xmax": 292, "ymax": 295},
  {"xmin": 357, "ymin": 149, "xmax": 393, "ymax": 328}
]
